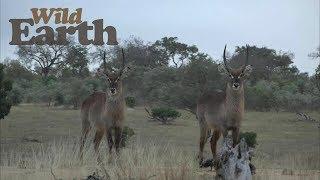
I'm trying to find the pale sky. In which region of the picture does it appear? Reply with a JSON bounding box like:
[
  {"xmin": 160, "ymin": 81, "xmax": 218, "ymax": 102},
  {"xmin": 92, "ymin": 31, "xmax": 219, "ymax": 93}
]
[{"xmin": 1, "ymin": 0, "xmax": 319, "ymax": 74}]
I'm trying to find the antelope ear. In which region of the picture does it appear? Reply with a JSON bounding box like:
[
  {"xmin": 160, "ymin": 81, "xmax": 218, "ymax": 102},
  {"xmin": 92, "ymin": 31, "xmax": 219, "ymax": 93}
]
[
  {"xmin": 242, "ymin": 65, "xmax": 252, "ymax": 77},
  {"xmin": 218, "ymin": 63, "xmax": 230, "ymax": 75}
]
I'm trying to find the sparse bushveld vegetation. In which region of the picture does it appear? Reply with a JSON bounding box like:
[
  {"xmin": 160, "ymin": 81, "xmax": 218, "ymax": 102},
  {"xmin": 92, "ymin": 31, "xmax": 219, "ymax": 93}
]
[
  {"xmin": 0, "ymin": 63, "xmax": 12, "ymax": 119},
  {"xmin": 1, "ymin": 137, "xmax": 199, "ymax": 179},
  {"xmin": 1, "ymin": 105, "xmax": 319, "ymax": 179},
  {"xmin": 1, "ymin": 36, "xmax": 319, "ymax": 179},
  {"xmin": 125, "ymin": 96, "xmax": 136, "ymax": 108},
  {"xmin": 149, "ymin": 107, "xmax": 181, "ymax": 124},
  {"xmin": 240, "ymin": 132, "xmax": 257, "ymax": 148},
  {"xmin": 120, "ymin": 126, "xmax": 135, "ymax": 147},
  {"xmin": 1, "ymin": 37, "xmax": 319, "ymax": 112}
]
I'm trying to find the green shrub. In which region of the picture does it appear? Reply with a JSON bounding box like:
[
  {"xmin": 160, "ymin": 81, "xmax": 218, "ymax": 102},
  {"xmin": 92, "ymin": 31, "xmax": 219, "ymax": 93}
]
[
  {"xmin": 125, "ymin": 96, "xmax": 136, "ymax": 108},
  {"xmin": 54, "ymin": 92, "xmax": 65, "ymax": 106},
  {"xmin": 8, "ymin": 84, "xmax": 23, "ymax": 106},
  {"xmin": 151, "ymin": 107, "xmax": 181, "ymax": 124},
  {"xmin": 120, "ymin": 126, "xmax": 135, "ymax": 147},
  {"xmin": 245, "ymin": 81, "xmax": 278, "ymax": 111},
  {"xmin": 0, "ymin": 64, "xmax": 12, "ymax": 119},
  {"xmin": 239, "ymin": 131, "xmax": 257, "ymax": 148},
  {"xmin": 109, "ymin": 126, "xmax": 135, "ymax": 148}
]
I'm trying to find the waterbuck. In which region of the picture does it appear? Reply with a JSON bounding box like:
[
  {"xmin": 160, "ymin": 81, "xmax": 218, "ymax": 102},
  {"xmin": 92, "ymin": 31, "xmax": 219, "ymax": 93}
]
[
  {"xmin": 79, "ymin": 49, "xmax": 128, "ymax": 160},
  {"xmin": 196, "ymin": 45, "xmax": 252, "ymax": 164}
]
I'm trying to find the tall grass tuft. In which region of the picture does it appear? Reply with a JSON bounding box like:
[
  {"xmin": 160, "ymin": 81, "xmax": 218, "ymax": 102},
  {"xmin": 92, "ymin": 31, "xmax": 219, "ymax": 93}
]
[{"xmin": 1, "ymin": 136, "xmax": 199, "ymax": 179}]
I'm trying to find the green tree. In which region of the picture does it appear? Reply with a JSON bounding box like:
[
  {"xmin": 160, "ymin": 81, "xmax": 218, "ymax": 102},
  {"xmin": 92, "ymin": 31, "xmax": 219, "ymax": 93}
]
[
  {"xmin": 0, "ymin": 63, "xmax": 12, "ymax": 119},
  {"xmin": 3, "ymin": 59, "xmax": 36, "ymax": 81},
  {"xmin": 124, "ymin": 37, "xmax": 168, "ymax": 67},
  {"xmin": 176, "ymin": 53, "xmax": 222, "ymax": 112},
  {"xmin": 62, "ymin": 78, "xmax": 91, "ymax": 109},
  {"xmin": 62, "ymin": 45, "xmax": 90, "ymax": 79},
  {"xmin": 230, "ymin": 45, "xmax": 293, "ymax": 83},
  {"xmin": 152, "ymin": 37, "xmax": 198, "ymax": 68},
  {"xmin": 309, "ymin": 46, "xmax": 320, "ymax": 92},
  {"xmin": 16, "ymin": 44, "xmax": 69, "ymax": 78},
  {"xmin": 314, "ymin": 65, "xmax": 320, "ymax": 92},
  {"xmin": 308, "ymin": 46, "xmax": 320, "ymax": 59},
  {"xmin": 7, "ymin": 83, "xmax": 23, "ymax": 105}
]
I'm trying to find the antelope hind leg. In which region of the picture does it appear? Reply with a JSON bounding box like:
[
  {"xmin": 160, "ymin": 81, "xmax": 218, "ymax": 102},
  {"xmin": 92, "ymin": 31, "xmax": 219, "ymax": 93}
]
[
  {"xmin": 79, "ymin": 124, "xmax": 91, "ymax": 161},
  {"xmin": 198, "ymin": 122, "xmax": 208, "ymax": 165}
]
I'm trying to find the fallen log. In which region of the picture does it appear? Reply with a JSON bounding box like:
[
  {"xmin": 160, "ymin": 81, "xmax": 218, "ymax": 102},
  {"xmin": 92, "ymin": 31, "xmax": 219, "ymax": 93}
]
[{"xmin": 296, "ymin": 112, "xmax": 320, "ymax": 128}]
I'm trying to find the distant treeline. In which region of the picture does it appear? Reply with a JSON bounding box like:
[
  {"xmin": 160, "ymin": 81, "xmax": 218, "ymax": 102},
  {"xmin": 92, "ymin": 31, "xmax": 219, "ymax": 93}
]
[{"xmin": 2, "ymin": 37, "xmax": 320, "ymax": 112}]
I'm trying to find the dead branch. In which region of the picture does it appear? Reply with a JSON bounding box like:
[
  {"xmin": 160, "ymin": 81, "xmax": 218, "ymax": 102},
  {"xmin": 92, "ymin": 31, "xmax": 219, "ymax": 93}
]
[
  {"xmin": 183, "ymin": 108, "xmax": 196, "ymax": 115},
  {"xmin": 296, "ymin": 112, "xmax": 320, "ymax": 128},
  {"xmin": 214, "ymin": 136, "xmax": 254, "ymax": 180},
  {"xmin": 50, "ymin": 167, "xmax": 59, "ymax": 180},
  {"xmin": 145, "ymin": 107, "xmax": 162, "ymax": 122}
]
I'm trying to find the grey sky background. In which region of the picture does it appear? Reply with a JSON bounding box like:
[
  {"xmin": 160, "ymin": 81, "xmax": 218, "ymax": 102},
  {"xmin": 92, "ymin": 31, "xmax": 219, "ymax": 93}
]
[{"xmin": 1, "ymin": 0, "xmax": 319, "ymax": 74}]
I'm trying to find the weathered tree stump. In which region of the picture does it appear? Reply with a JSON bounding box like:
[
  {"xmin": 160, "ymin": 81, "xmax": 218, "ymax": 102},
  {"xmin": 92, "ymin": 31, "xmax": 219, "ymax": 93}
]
[{"xmin": 214, "ymin": 136, "xmax": 254, "ymax": 180}]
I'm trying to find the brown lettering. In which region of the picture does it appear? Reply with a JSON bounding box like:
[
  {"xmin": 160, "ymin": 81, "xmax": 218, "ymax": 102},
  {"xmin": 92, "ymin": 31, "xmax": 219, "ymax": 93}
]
[
  {"xmin": 31, "ymin": 26, "xmax": 55, "ymax": 45},
  {"xmin": 69, "ymin": 8, "xmax": 82, "ymax": 24},
  {"xmin": 92, "ymin": 19, "xmax": 118, "ymax": 45},
  {"xmin": 31, "ymin": 8, "xmax": 54, "ymax": 24},
  {"xmin": 9, "ymin": 18, "xmax": 34, "ymax": 45}
]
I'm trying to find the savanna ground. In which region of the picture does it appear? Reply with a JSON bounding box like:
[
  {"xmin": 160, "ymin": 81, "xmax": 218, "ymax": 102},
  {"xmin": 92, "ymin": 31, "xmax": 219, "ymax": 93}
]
[{"xmin": 0, "ymin": 104, "xmax": 319, "ymax": 179}]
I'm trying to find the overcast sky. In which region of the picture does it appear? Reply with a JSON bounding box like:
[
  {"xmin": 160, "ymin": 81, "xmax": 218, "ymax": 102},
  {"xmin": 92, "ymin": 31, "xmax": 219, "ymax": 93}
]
[{"xmin": 1, "ymin": 0, "xmax": 319, "ymax": 74}]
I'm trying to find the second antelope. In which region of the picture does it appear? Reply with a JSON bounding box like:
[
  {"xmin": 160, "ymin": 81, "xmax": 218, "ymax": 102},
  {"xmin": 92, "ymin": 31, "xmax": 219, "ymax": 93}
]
[
  {"xmin": 80, "ymin": 49, "xmax": 128, "ymax": 160},
  {"xmin": 196, "ymin": 45, "xmax": 252, "ymax": 164}
]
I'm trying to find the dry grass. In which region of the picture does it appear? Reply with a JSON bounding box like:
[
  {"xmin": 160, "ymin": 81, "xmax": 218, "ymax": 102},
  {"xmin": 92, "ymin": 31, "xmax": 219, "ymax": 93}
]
[
  {"xmin": 1, "ymin": 104, "xmax": 319, "ymax": 179},
  {"xmin": 1, "ymin": 136, "xmax": 199, "ymax": 179},
  {"xmin": 1, "ymin": 137, "xmax": 319, "ymax": 179}
]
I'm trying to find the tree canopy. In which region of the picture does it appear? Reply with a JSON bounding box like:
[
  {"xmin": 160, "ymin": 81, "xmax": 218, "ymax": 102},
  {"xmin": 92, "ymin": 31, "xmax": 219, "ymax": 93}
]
[
  {"xmin": 1, "ymin": 36, "xmax": 318, "ymax": 112},
  {"xmin": 0, "ymin": 63, "xmax": 12, "ymax": 119}
]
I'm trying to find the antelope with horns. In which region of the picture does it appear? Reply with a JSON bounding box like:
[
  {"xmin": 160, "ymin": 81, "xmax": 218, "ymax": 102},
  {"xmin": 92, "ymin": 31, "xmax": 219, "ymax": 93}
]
[
  {"xmin": 79, "ymin": 49, "xmax": 128, "ymax": 160},
  {"xmin": 196, "ymin": 45, "xmax": 252, "ymax": 164}
]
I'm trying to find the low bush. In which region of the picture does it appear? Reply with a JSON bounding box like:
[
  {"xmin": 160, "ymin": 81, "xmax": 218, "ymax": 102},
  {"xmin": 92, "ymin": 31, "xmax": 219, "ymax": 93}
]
[
  {"xmin": 239, "ymin": 131, "xmax": 257, "ymax": 148},
  {"xmin": 121, "ymin": 126, "xmax": 135, "ymax": 147},
  {"xmin": 150, "ymin": 107, "xmax": 181, "ymax": 124},
  {"xmin": 8, "ymin": 83, "xmax": 23, "ymax": 106},
  {"xmin": 125, "ymin": 96, "xmax": 136, "ymax": 108}
]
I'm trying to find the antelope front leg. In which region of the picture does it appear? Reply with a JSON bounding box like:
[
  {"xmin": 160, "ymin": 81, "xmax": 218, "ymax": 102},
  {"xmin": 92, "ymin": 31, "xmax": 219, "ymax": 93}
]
[
  {"xmin": 210, "ymin": 130, "xmax": 221, "ymax": 160},
  {"xmin": 93, "ymin": 128, "xmax": 105, "ymax": 162},
  {"xmin": 114, "ymin": 126, "xmax": 123, "ymax": 153},
  {"xmin": 106, "ymin": 128, "xmax": 113, "ymax": 154},
  {"xmin": 232, "ymin": 127, "xmax": 240, "ymax": 147}
]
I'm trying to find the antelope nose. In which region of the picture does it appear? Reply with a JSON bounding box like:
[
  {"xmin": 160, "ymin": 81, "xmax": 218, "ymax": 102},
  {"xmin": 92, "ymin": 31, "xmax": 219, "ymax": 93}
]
[
  {"xmin": 110, "ymin": 88, "xmax": 116, "ymax": 94},
  {"xmin": 233, "ymin": 83, "xmax": 240, "ymax": 88}
]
